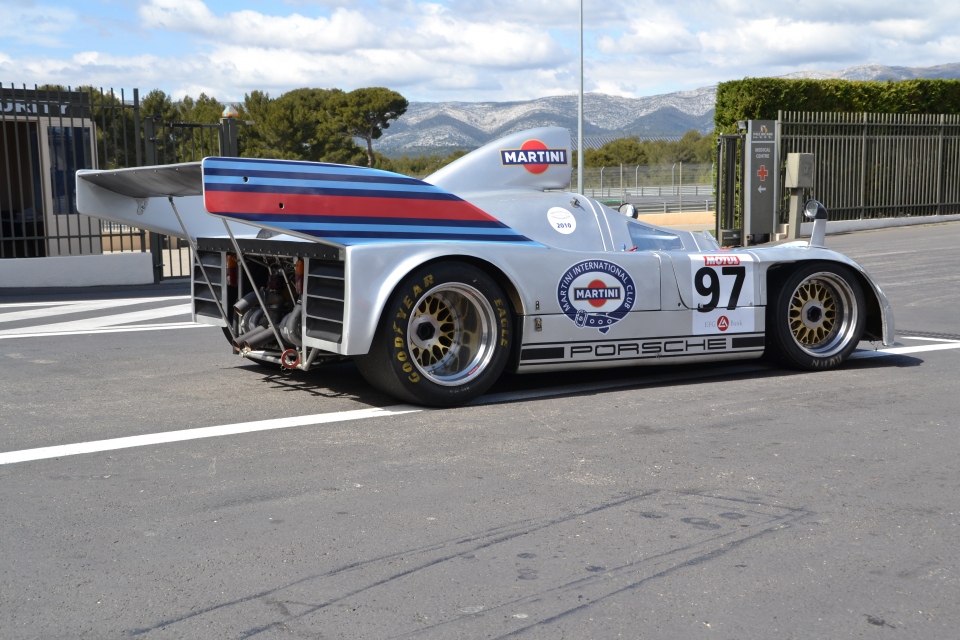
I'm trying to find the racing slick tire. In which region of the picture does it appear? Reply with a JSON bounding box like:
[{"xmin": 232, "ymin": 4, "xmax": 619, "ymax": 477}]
[
  {"xmin": 354, "ymin": 262, "xmax": 513, "ymax": 407},
  {"xmin": 768, "ymin": 262, "xmax": 866, "ymax": 370}
]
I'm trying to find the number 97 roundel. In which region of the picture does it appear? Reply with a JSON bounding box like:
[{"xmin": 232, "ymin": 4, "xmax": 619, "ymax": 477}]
[{"xmin": 690, "ymin": 254, "xmax": 756, "ymax": 335}]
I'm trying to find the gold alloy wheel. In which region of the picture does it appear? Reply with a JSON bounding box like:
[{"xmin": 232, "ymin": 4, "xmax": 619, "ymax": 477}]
[
  {"xmin": 407, "ymin": 283, "xmax": 496, "ymax": 386},
  {"xmin": 785, "ymin": 271, "xmax": 859, "ymax": 357},
  {"xmin": 789, "ymin": 280, "xmax": 837, "ymax": 346}
]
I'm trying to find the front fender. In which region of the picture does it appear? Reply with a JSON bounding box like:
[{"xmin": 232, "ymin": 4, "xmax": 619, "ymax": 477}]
[{"xmin": 757, "ymin": 246, "xmax": 895, "ymax": 346}]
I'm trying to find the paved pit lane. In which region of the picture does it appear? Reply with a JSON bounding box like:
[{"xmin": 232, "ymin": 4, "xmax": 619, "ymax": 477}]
[{"xmin": 0, "ymin": 223, "xmax": 958, "ymax": 638}]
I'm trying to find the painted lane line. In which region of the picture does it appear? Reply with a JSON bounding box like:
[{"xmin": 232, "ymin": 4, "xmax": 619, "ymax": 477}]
[
  {"xmin": 0, "ymin": 323, "xmax": 211, "ymax": 340},
  {"xmin": 0, "ymin": 296, "xmax": 189, "ymax": 321},
  {"xmin": 849, "ymin": 342, "xmax": 960, "ymax": 359},
  {"xmin": 0, "ymin": 301, "xmax": 86, "ymax": 309},
  {"xmin": 0, "ymin": 405, "xmax": 422, "ymax": 466},
  {"xmin": 900, "ymin": 336, "xmax": 960, "ymax": 343},
  {"xmin": 0, "ymin": 304, "xmax": 192, "ymax": 336},
  {"xmin": 3, "ymin": 342, "xmax": 957, "ymax": 466}
]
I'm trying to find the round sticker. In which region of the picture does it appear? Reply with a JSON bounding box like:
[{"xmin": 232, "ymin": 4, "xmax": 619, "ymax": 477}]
[
  {"xmin": 547, "ymin": 207, "xmax": 576, "ymax": 234},
  {"xmin": 557, "ymin": 260, "xmax": 636, "ymax": 334}
]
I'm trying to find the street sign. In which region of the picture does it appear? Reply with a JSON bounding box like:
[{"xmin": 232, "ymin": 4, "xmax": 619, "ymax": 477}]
[{"xmin": 744, "ymin": 120, "xmax": 777, "ymax": 237}]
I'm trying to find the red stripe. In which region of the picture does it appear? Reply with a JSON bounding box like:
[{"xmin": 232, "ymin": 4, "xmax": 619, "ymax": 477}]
[{"xmin": 204, "ymin": 191, "xmax": 496, "ymax": 222}]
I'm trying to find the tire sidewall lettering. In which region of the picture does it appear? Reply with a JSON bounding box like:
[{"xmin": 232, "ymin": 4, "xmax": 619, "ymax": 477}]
[{"xmin": 391, "ymin": 273, "xmax": 435, "ymax": 385}]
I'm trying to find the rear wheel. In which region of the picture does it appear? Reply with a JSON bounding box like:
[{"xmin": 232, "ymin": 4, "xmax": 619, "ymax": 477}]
[
  {"xmin": 355, "ymin": 262, "xmax": 513, "ymax": 407},
  {"xmin": 769, "ymin": 263, "xmax": 865, "ymax": 369}
]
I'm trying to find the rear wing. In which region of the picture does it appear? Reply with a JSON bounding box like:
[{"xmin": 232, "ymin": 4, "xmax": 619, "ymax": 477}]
[
  {"xmin": 76, "ymin": 164, "xmax": 260, "ymax": 240},
  {"xmin": 76, "ymin": 124, "xmax": 570, "ymax": 246}
]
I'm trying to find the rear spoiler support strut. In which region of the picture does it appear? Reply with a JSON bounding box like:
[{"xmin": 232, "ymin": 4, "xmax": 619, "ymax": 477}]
[{"xmin": 221, "ymin": 219, "xmax": 286, "ymax": 349}]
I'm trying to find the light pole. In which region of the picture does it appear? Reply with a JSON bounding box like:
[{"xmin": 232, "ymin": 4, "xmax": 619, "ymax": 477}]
[{"xmin": 577, "ymin": 0, "xmax": 584, "ymax": 195}]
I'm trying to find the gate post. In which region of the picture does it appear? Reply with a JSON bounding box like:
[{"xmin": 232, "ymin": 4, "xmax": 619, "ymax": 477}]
[{"xmin": 219, "ymin": 118, "xmax": 239, "ymax": 157}]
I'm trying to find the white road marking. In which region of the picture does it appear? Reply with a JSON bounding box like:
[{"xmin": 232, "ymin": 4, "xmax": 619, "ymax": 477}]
[
  {"xmin": 1, "ymin": 341, "xmax": 957, "ymax": 467},
  {"xmin": 900, "ymin": 336, "xmax": 960, "ymax": 343},
  {"xmin": 0, "ymin": 301, "xmax": 84, "ymax": 309},
  {"xmin": 0, "ymin": 405, "xmax": 422, "ymax": 465},
  {"xmin": 849, "ymin": 342, "xmax": 960, "ymax": 358},
  {"xmin": 0, "ymin": 304, "xmax": 192, "ymax": 337},
  {"xmin": 0, "ymin": 323, "xmax": 210, "ymax": 340},
  {"xmin": 0, "ymin": 296, "xmax": 189, "ymax": 322}
]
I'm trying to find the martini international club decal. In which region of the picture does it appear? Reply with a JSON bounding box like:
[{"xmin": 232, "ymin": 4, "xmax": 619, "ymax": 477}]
[
  {"xmin": 558, "ymin": 260, "xmax": 636, "ymax": 333},
  {"xmin": 500, "ymin": 139, "xmax": 568, "ymax": 174}
]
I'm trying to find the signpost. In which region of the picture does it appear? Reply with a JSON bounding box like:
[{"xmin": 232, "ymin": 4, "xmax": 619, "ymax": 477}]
[{"xmin": 744, "ymin": 120, "xmax": 778, "ymax": 242}]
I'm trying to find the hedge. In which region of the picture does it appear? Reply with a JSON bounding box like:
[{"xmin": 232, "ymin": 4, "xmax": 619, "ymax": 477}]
[{"xmin": 714, "ymin": 78, "xmax": 960, "ymax": 133}]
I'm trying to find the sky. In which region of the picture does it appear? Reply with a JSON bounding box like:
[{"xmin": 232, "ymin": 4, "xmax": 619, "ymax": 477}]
[{"xmin": 1, "ymin": 0, "xmax": 958, "ymax": 103}]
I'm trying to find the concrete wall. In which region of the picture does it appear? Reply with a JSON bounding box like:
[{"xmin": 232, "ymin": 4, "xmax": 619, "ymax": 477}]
[
  {"xmin": 800, "ymin": 214, "xmax": 960, "ymax": 237},
  {"xmin": 0, "ymin": 252, "xmax": 154, "ymax": 288}
]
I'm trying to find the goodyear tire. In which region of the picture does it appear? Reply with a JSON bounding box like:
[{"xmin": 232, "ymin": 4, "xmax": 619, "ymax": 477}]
[
  {"xmin": 769, "ymin": 262, "xmax": 866, "ymax": 370},
  {"xmin": 354, "ymin": 262, "xmax": 513, "ymax": 407}
]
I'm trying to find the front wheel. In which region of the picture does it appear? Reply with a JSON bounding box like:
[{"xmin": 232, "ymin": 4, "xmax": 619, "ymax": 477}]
[
  {"xmin": 354, "ymin": 262, "xmax": 513, "ymax": 407},
  {"xmin": 769, "ymin": 263, "xmax": 866, "ymax": 370}
]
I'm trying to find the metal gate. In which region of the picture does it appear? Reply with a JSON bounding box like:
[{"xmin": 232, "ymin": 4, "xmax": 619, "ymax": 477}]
[
  {"xmin": 715, "ymin": 133, "xmax": 744, "ymax": 246},
  {"xmin": 1, "ymin": 83, "xmax": 234, "ymax": 281},
  {"xmin": 778, "ymin": 111, "xmax": 960, "ymax": 222}
]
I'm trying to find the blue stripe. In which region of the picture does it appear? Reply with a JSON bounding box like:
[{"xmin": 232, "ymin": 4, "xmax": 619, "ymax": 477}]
[
  {"xmin": 204, "ymin": 167, "xmax": 425, "ymax": 187},
  {"xmin": 265, "ymin": 221, "xmax": 522, "ymax": 236},
  {"xmin": 204, "ymin": 174, "xmax": 445, "ymax": 195},
  {"xmin": 289, "ymin": 228, "xmax": 536, "ymax": 243},
  {"xmin": 205, "ymin": 157, "xmax": 402, "ymax": 179},
  {"xmin": 221, "ymin": 212, "xmax": 508, "ymax": 229},
  {"xmin": 204, "ymin": 182, "xmax": 461, "ymax": 201},
  {"xmin": 322, "ymin": 237, "xmax": 543, "ymax": 246}
]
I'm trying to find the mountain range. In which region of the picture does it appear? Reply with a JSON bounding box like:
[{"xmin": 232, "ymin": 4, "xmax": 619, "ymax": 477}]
[{"xmin": 376, "ymin": 63, "xmax": 960, "ymax": 156}]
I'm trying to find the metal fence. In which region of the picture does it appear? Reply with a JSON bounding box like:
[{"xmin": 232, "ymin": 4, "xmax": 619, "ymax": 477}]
[
  {"xmin": 0, "ymin": 82, "xmax": 231, "ymax": 280},
  {"xmin": 778, "ymin": 111, "xmax": 960, "ymax": 222},
  {"xmin": 569, "ymin": 164, "xmax": 713, "ymax": 201}
]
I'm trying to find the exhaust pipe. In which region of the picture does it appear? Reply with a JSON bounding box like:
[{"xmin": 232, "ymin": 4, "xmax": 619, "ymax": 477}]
[
  {"xmin": 234, "ymin": 291, "xmax": 259, "ymax": 316},
  {"xmin": 280, "ymin": 304, "xmax": 302, "ymax": 347},
  {"xmin": 241, "ymin": 326, "xmax": 275, "ymax": 350}
]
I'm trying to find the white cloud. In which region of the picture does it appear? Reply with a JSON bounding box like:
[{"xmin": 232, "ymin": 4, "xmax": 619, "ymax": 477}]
[
  {"xmin": 139, "ymin": 0, "xmax": 379, "ymax": 52},
  {"xmin": 1, "ymin": 1, "xmax": 79, "ymax": 47},
  {"xmin": 597, "ymin": 14, "xmax": 700, "ymax": 56},
  {"xmin": 2, "ymin": 0, "xmax": 960, "ymax": 103},
  {"xmin": 699, "ymin": 19, "xmax": 865, "ymax": 67}
]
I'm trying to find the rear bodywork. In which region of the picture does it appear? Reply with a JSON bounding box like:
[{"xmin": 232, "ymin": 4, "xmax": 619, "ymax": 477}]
[{"xmin": 76, "ymin": 126, "xmax": 894, "ymax": 376}]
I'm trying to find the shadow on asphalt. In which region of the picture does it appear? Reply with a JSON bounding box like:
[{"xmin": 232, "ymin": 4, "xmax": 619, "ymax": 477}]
[{"xmin": 227, "ymin": 350, "xmax": 923, "ymax": 409}]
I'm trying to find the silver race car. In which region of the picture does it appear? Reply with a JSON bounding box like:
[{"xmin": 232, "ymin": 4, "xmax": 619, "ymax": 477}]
[{"xmin": 77, "ymin": 127, "xmax": 894, "ymax": 406}]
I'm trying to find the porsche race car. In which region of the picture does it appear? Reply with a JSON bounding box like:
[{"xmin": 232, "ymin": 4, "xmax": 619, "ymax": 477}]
[{"xmin": 76, "ymin": 127, "xmax": 894, "ymax": 407}]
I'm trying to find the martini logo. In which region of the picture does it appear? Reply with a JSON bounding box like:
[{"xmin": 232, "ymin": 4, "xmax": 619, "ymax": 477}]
[
  {"xmin": 574, "ymin": 283, "xmax": 621, "ymax": 304},
  {"xmin": 717, "ymin": 316, "xmax": 730, "ymax": 331},
  {"xmin": 500, "ymin": 139, "xmax": 568, "ymax": 174},
  {"xmin": 558, "ymin": 260, "xmax": 635, "ymax": 333}
]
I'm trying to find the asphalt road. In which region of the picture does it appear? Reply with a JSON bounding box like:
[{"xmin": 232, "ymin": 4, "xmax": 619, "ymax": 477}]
[{"xmin": 1, "ymin": 223, "xmax": 958, "ymax": 639}]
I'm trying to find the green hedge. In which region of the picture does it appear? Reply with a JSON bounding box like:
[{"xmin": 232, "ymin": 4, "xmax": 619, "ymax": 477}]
[{"xmin": 715, "ymin": 78, "xmax": 960, "ymax": 133}]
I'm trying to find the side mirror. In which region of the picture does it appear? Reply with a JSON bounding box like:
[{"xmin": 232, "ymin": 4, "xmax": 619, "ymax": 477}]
[
  {"xmin": 803, "ymin": 199, "xmax": 828, "ymax": 220},
  {"xmin": 803, "ymin": 199, "xmax": 828, "ymax": 247},
  {"xmin": 618, "ymin": 203, "xmax": 637, "ymax": 218}
]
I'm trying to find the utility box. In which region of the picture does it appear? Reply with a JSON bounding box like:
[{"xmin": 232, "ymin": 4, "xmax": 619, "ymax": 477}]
[{"xmin": 784, "ymin": 153, "xmax": 815, "ymax": 188}]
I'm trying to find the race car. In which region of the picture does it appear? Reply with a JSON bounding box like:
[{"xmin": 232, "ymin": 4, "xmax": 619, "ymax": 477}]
[{"xmin": 76, "ymin": 127, "xmax": 894, "ymax": 407}]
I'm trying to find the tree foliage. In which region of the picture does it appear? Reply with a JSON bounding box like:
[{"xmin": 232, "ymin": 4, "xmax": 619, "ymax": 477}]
[
  {"xmin": 328, "ymin": 87, "xmax": 408, "ymax": 167},
  {"xmin": 573, "ymin": 130, "xmax": 715, "ymax": 168},
  {"xmin": 237, "ymin": 88, "xmax": 364, "ymax": 164},
  {"xmin": 384, "ymin": 150, "xmax": 469, "ymax": 177},
  {"xmin": 715, "ymin": 78, "xmax": 960, "ymax": 133}
]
